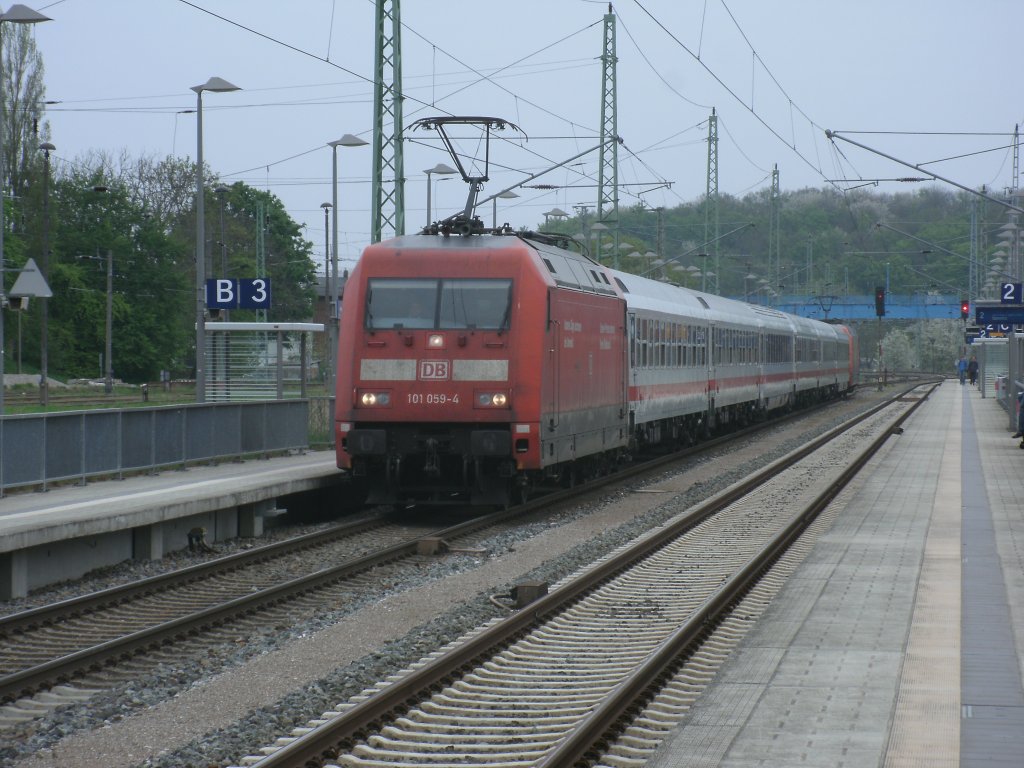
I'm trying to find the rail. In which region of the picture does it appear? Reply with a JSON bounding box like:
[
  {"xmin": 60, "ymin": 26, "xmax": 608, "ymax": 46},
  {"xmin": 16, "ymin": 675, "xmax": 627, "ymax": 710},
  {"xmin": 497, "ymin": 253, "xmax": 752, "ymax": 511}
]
[{"xmin": 248, "ymin": 386, "xmax": 930, "ymax": 768}]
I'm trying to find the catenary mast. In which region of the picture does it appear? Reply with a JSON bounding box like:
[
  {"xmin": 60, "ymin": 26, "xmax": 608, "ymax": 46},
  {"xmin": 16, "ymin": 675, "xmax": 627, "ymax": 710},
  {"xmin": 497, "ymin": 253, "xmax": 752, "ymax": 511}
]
[{"xmin": 371, "ymin": 0, "xmax": 405, "ymax": 243}]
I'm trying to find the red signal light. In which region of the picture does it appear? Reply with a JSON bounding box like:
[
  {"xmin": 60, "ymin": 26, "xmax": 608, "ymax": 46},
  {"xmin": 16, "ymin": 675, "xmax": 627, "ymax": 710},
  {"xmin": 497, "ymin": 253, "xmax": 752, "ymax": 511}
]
[{"xmin": 960, "ymin": 299, "xmax": 969, "ymax": 320}]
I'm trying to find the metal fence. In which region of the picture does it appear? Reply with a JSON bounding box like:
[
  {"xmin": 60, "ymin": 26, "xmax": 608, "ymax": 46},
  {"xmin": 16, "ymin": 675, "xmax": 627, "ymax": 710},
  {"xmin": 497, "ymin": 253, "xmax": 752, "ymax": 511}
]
[{"xmin": 0, "ymin": 399, "xmax": 320, "ymax": 496}]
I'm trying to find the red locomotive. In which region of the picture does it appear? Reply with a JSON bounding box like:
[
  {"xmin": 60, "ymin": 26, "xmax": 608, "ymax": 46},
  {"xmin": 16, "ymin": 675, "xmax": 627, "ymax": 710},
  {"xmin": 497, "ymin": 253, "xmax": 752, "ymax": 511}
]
[{"xmin": 335, "ymin": 231, "xmax": 857, "ymax": 508}]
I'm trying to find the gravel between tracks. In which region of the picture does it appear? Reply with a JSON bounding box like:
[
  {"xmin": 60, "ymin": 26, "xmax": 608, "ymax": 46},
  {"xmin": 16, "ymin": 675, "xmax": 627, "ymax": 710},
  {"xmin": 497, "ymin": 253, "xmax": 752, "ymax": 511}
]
[{"xmin": 2, "ymin": 389, "xmax": 892, "ymax": 768}]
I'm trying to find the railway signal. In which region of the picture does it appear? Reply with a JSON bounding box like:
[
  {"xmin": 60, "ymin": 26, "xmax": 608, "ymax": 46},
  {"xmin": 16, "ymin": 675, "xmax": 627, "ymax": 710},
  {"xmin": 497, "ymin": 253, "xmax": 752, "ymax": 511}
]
[
  {"xmin": 960, "ymin": 298, "xmax": 970, "ymax": 320},
  {"xmin": 874, "ymin": 286, "xmax": 885, "ymax": 317}
]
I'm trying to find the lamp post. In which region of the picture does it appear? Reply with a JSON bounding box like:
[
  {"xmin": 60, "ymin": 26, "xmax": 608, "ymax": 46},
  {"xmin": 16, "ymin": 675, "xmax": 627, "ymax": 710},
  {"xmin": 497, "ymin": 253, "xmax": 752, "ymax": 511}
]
[
  {"xmin": 38, "ymin": 140, "xmax": 54, "ymax": 405},
  {"xmin": 424, "ymin": 162, "xmax": 458, "ymax": 227},
  {"xmin": 320, "ymin": 201, "xmax": 331, "ymax": 387},
  {"xmin": 192, "ymin": 76, "xmax": 240, "ymax": 403},
  {"xmin": 493, "ymin": 190, "xmax": 519, "ymax": 229},
  {"xmin": 0, "ymin": 3, "xmax": 51, "ymax": 416},
  {"xmin": 326, "ymin": 134, "xmax": 367, "ymax": 397},
  {"xmin": 215, "ymin": 184, "xmax": 229, "ymax": 319},
  {"xmin": 543, "ymin": 207, "xmax": 568, "ymax": 225}
]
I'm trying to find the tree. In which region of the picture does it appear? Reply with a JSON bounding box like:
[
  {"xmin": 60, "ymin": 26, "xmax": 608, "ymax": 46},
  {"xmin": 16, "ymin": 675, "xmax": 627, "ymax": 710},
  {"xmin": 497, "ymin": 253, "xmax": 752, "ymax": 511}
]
[
  {"xmin": 2, "ymin": 24, "xmax": 47, "ymax": 202},
  {"xmin": 46, "ymin": 171, "xmax": 193, "ymax": 381}
]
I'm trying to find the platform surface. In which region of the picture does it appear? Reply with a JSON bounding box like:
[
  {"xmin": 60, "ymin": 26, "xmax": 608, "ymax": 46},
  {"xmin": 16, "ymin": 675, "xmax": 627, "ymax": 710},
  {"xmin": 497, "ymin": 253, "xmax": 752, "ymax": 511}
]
[
  {"xmin": 0, "ymin": 450, "xmax": 341, "ymax": 552},
  {"xmin": 648, "ymin": 380, "xmax": 1024, "ymax": 767}
]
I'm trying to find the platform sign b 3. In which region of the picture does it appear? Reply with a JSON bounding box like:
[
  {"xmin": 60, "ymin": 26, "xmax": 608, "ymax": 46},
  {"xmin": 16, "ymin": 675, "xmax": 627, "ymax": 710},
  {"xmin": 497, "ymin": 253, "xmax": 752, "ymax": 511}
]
[{"xmin": 206, "ymin": 278, "xmax": 271, "ymax": 310}]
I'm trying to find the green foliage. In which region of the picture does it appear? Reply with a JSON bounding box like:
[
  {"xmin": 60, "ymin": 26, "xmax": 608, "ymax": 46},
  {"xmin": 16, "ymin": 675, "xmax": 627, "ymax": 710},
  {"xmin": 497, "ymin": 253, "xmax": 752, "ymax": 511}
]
[
  {"xmin": 6, "ymin": 154, "xmax": 317, "ymax": 384},
  {"xmin": 2, "ymin": 25, "xmax": 48, "ymax": 195}
]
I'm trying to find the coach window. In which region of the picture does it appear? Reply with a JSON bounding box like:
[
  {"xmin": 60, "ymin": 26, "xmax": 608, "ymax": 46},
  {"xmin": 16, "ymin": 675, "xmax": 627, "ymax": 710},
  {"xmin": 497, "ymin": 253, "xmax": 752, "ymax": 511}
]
[
  {"xmin": 629, "ymin": 314, "xmax": 636, "ymax": 367},
  {"xmin": 641, "ymin": 318, "xmax": 648, "ymax": 368}
]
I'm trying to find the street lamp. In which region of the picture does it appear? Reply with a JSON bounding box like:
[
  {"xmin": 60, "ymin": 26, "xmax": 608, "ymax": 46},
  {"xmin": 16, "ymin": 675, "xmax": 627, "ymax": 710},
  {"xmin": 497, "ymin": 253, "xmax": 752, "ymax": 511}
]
[
  {"xmin": 215, "ymin": 184, "xmax": 229, "ymax": 280},
  {"xmin": 320, "ymin": 200, "xmax": 331, "ymax": 387},
  {"xmin": 493, "ymin": 190, "xmax": 519, "ymax": 229},
  {"xmin": 0, "ymin": 3, "xmax": 51, "ymax": 416},
  {"xmin": 192, "ymin": 76, "xmax": 240, "ymax": 403},
  {"xmin": 326, "ymin": 133, "xmax": 367, "ymax": 397},
  {"xmin": 39, "ymin": 140, "xmax": 54, "ymax": 405},
  {"xmin": 543, "ymin": 207, "xmax": 568, "ymax": 225},
  {"xmin": 424, "ymin": 162, "xmax": 457, "ymax": 227}
]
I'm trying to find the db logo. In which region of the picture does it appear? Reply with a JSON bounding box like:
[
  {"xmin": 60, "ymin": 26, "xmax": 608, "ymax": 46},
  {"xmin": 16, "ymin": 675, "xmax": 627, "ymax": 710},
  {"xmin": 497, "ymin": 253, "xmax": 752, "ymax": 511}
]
[{"xmin": 419, "ymin": 360, "xmax": 450, "ymax": 380}]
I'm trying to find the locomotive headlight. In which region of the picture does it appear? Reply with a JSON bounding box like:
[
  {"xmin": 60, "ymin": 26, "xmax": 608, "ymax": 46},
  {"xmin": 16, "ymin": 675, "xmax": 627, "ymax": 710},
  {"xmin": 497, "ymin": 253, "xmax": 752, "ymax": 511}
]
[
  {"xmin": 359, "ymin": 390, "xmax": 391, "ymax": 407},
  {"xmin": 427, "ymin": 334, "xmax": 445, "ymax": 349},
  {"xmin": 475, "ymin": 391, "xmax": 509, "ymax": 408}
]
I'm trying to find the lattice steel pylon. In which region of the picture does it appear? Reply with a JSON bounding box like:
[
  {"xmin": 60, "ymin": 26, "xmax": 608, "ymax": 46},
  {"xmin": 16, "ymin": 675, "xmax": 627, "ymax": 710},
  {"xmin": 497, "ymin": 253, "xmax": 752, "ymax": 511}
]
[
  {"xmin": 371, "ymin": 0, "xmax": 405, "ymax": 243},
  {"xmin": 596, "ymin": 4, "xmax": 620, "ymax": 266},
  {"xmin": 704, "ymin": 108, "xmax": 720, "ymax": 292},
  {"xmin": 768, "ymin": 164, "xmax": 780, "ymax": 293}
]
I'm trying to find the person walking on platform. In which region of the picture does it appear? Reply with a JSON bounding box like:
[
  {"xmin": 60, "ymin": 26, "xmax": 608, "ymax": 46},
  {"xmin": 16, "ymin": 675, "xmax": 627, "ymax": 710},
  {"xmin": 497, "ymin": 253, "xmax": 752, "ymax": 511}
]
[
  {"xmin": 967, "ymin": 355, "xmax": 978, "ymax": 386},
  {"xmin": 1013, "ymin": 389, "xmax": 1024, "ymax": 446},
  {"xmin": 957, "ymin": 356, "xmax": 968, "ymax": 385}
]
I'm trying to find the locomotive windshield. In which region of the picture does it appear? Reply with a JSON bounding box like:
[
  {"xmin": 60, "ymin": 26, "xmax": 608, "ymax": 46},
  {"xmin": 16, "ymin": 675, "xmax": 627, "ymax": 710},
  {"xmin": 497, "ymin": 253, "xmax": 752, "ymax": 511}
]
[{"xmin": 365, "ymin": 278, "xmax": 512, "ymax": 331}]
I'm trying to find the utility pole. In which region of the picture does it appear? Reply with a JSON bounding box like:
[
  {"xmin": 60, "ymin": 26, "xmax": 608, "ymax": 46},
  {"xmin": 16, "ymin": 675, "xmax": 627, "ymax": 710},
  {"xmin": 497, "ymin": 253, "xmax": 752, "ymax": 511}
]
[
  {"xmin": 1013, "ymin": 124, "xmax": 1020, "ymax": 198},
  {"xmin": 596, "ymin": 3, "xmax": 620, "ymax": 266},
  {"xmin": 970, "ymin": 192, "xmax": 982, "ymax": 300},
  {"xmin": 104, "ymin": 250, "xmax": 113, "ymax": 394},
  {"xmin": 371, "ymin": 0, "xmax": 405, "ymax": 243}
]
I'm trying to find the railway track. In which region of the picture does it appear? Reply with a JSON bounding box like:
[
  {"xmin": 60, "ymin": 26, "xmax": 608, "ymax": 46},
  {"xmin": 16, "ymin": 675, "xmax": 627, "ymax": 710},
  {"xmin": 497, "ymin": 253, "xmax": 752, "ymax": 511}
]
[
  {"xmin": 0, "ymin": 507, "xmax": 537, "ymax": 721},
  {"xmin": 0, "ymin": 386, "xmax": 913, "ymax": 734},
  {"xmin": 228, "ymin": 384, "xmax": 933, "ymax": 768}
]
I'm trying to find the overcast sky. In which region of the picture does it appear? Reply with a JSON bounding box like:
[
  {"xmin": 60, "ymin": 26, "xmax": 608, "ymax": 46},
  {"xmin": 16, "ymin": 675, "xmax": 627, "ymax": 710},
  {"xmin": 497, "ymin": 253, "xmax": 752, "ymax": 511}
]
[{"xmin": 31, "ymin": 0, "xmax": 1024, "ymax": 269}]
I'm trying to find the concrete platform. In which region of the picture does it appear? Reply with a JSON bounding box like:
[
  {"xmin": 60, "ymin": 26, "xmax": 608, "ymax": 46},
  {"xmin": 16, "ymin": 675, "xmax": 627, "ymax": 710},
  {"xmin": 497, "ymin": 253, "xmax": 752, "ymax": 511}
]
[
  {"xmin": 648, "ymin": 380, "xmax": 1024, "ymax": 767},
  {"xmin": 0, "ymin": 450, "xmax": 345, "ymax": 599}
]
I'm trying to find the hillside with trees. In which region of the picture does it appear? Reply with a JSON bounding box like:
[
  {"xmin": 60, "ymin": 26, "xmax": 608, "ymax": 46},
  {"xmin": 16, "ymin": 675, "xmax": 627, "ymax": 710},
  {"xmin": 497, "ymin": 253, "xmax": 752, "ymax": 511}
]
[{"xmin": 543, "ymin": 185, "xmax": 981, "ymax": 302}]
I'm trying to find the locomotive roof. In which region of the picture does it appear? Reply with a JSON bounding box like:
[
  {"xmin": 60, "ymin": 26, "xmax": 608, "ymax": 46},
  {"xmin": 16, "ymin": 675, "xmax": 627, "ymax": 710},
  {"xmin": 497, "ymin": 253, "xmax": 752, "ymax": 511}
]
[
  {"xmin": 370, "ymin": 233, "xmax": 533, "ymax": 253},
  {"xmin": 363, "ymin": 233, "xmax": 621, "ymax": 299},
  {"xmin": 607, "ymin": 266, "xmax": 850, "ymax": 339}
]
